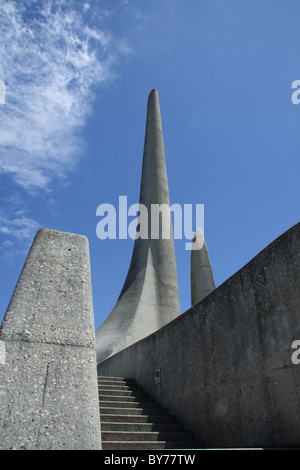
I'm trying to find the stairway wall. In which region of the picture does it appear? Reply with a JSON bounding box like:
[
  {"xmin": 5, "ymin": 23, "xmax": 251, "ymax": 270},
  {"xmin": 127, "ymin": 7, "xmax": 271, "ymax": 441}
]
[{"xmin": 98, "ymin": 222, "xmax": 300, "ymax": 448}]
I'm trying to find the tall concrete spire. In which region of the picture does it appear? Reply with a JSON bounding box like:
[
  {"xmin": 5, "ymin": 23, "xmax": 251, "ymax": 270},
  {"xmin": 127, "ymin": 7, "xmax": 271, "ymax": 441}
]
[
  {"xmin": 191, "ymin": 228, "xmax": 215, "ymax": 306},
  {"xmin": 95, "ymin": 89, "xmax": 181, "ymax": 365}
]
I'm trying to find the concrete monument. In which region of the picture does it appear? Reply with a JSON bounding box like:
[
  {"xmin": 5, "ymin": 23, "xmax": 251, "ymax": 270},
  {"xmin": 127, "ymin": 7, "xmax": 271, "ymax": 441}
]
[
  {"xmin": 0, "ymin": 229, "xmax": 101, "ymax": 450},
  {"xmin": 1, "ymin": 88, "xmax": 299, "ymax": 450},
  {"xmin": 191, "ymin": 228, "xmax": 216, "ymax": 305},
  {"xmin": 95, "ymin": 89, "xmax": 181, "ymax": 365}
]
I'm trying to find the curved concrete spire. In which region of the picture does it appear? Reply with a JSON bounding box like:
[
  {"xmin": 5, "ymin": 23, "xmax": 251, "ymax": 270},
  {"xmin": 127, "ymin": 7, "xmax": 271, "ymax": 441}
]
[
  {"xmin": 191, "ymin": 228, "xmax": 215, "ymax": 306},
  {"xmin": 95, "ymin": 89, "xmax": 181, "ymax": 365}
]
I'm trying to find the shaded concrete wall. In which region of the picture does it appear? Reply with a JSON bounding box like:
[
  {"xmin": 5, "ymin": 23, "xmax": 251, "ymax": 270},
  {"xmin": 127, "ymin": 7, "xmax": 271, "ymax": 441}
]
[
  {"xmin": 0, "ymin": 229, "xmax": 101, "ymax": 450},
  {"xmin": 99, "ymin": 222, "xmax": 300, "ymax": 448}
]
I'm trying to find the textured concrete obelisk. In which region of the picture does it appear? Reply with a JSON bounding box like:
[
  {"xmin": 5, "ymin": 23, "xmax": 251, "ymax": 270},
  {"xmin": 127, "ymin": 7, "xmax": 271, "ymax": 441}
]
[
  {"xmin": 96, "ymin": 89, "xmax": 181, "ymax": 365},
  {"xmin": 0, "ymin": 229, "xmax": 101, "ymax": 450},
  {"xmin": 191, "ymin": 228, "xmax": 215, "ymax": 305}
]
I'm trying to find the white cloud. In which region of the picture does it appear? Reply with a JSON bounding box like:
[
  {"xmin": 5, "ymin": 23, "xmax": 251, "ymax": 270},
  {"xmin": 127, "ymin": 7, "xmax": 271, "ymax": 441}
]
[
  {"xmin": 0, "ymin": 0, "xmax": 117, "ymax": 192},
  {"xmin": 0, "ymin": 214, "xmax": 40, "ymax": 241},
  {"xmin": 0, "ymin": 210, "xmax": 40, "ymax": 265},
  {"xmin": 0, "ymin": 1, "xmax": 137, "ymax": 263}
]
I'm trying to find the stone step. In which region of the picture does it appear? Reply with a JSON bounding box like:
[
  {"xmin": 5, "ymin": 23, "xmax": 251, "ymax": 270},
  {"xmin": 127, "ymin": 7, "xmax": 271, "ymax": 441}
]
[
  {"xmin": 98, "ymin": 377, "xmax": 136, "ymax": 386},
  {"xmin": 100, "ymin": 406, "xmax": 169, "ymax": 416},
  {"xmin": 99, "ymin": 389, "xmax": 146, "ymax": 398},
  {"xmin": 99, "ymin": 376, "xmax": 136, "ymax": 381},
  {"xmin": 102, "ymin": 430, "xmax": 194, "ymax": 442},
  {"xmin": 99, "ymin": 384, "xmax": 142, "ymax": 391},
  {"xmin": 101, "ymin": 422, "xmax": 184, "ymax": 432},
  {"xmin": 99, "ymin": 393, "xmax": 153, "ymax": 402},
  {"xmin": 100, "ymin": 400, "xmax": 161, "ymax": 409},
  {"xmin": 100, "ymin": 414, "xmax": 176, "ymax": 424},
  {"xmin": 102, "ymin": 441, "xmax": 202, "ymax": 450},
  {"xmin": 98, "ymin": 376, "xmax": 200, "ymax": 451}
]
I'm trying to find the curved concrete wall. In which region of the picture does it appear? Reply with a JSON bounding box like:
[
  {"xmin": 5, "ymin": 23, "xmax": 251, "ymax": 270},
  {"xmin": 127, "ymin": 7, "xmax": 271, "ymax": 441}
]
[{"xmin": 99, "ymin": 222, "xmax": 300, "ymax": 448}]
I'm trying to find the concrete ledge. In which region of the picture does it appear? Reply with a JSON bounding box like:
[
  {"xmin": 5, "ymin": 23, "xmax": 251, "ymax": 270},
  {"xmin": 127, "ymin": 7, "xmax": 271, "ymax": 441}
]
[
  {"xmin": 0, "ymin": 229, "xmax": 101, "ymax": 450},
  {"xmin": 99, "ymin": 222, "xmax": 300, "ymax": 448}
]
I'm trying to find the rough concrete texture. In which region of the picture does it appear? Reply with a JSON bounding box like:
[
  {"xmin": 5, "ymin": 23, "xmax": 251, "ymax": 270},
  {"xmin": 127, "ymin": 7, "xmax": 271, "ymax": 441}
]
[
  {"xmin": 191, "ymin": 228, "xmax": 216, "ymax": 305},
  {"xmin": 95, "ymin": 89, "xmax": 180, "ymax": 365},
  {"xmin": 99, "ymin": 222, "xmax": 300, "ymax": 448},
  {"xmin": 0, "ymin": 229, "xmax": 101, "ymax": 450}
]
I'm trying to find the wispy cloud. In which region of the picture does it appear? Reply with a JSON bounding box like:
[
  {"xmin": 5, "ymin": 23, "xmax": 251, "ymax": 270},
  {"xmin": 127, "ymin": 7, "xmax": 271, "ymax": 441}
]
[
  {"xmin": 0, "ymin": 211, "xmax": 40, "ymax": 266},
  {"xmin": 0, "ymin": 214, "xmax": 39, "ymax": 241},
  {"xmin": 0, "ymin": 0, "xmax": 133, "ymax": 261},
  {"xmin": 0, "ymin": 188, "xmax": 40, "ymax": 263},
  {"xmin": 0, "ymin": 0, "xmax": 117, "ymax": 192}
]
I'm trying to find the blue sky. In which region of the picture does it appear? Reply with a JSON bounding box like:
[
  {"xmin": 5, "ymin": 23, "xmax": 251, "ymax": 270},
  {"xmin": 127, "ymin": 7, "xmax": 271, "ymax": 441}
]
[{"xmin": 0, "ymin": 0, "xmax": 299, "ymax": 329}]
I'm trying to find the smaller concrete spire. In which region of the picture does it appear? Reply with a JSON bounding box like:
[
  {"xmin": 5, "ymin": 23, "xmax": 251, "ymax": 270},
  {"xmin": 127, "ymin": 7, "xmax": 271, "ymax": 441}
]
[{"xmin": 191, "ymin": 228, "xmax": 215, "ymax": 305}]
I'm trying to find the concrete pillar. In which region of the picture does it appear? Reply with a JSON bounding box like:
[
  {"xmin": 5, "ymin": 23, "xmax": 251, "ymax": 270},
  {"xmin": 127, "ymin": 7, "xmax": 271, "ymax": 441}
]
[
  {"xmin": 96, "ymin": 89, "xmax": 181, "ymax": 365},
  {"xmin": 191, "ymin": 228, "xmax": 215, "ymax": 305},
  {"xmin": 0, "ymin": 229, "xmax": 101, "ymax": 450}
]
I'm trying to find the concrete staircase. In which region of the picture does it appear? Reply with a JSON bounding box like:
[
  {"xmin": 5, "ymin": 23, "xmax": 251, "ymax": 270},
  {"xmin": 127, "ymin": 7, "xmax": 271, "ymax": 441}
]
[{"xmin": 98, "ymin": 376, "xmax": 202, "ymax": 450}]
